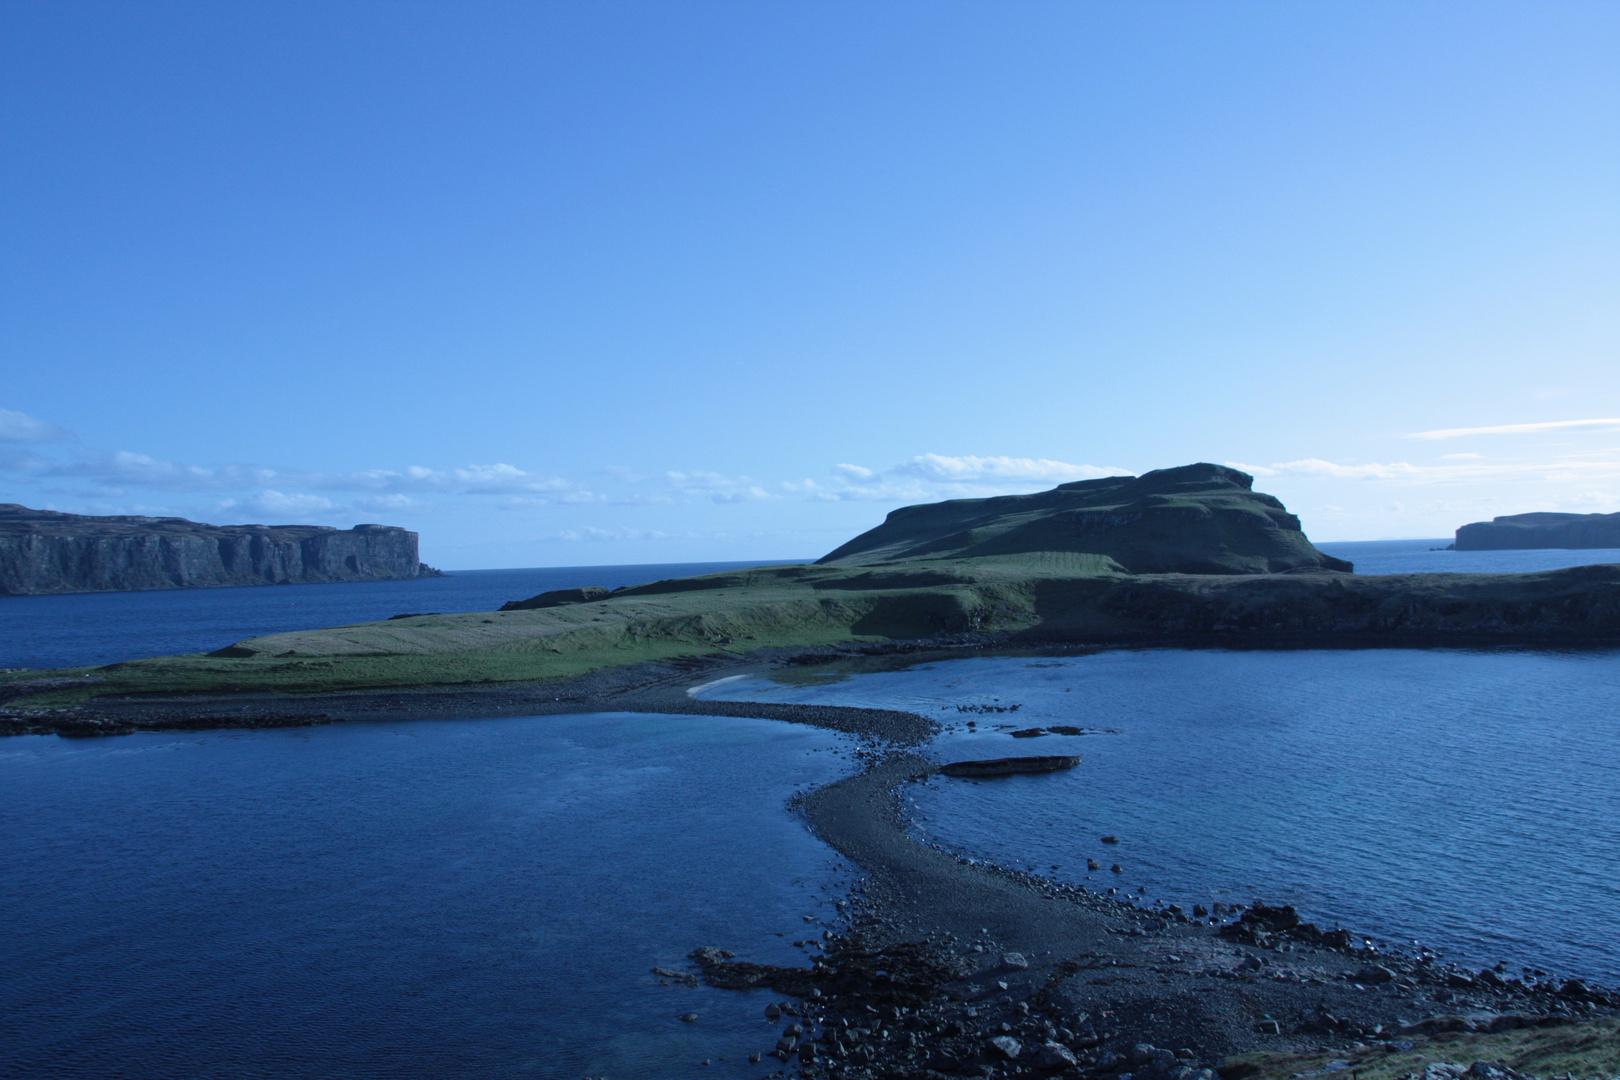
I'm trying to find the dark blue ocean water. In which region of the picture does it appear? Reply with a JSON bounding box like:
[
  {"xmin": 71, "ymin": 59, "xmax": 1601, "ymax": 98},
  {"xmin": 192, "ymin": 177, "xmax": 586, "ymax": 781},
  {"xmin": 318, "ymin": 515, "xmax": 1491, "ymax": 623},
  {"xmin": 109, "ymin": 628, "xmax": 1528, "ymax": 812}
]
[
  {"xmin": 1317, "ymin": 537, "xmax": 1620, "ymax": 576},
  {"xmin": 698, "ymin": 647, "xmax": 1620, "ymax": 988},
  {"xmin": 0, "ymin": 712, "xmax": 855, "ymax": 1080},
  {"xmin": 0, "ymin": 561, "xmax": 800, "ymax": 671},
  {"xmin": 4, "ymin": 546, "xmax": 1620, "ymax": 1076}
]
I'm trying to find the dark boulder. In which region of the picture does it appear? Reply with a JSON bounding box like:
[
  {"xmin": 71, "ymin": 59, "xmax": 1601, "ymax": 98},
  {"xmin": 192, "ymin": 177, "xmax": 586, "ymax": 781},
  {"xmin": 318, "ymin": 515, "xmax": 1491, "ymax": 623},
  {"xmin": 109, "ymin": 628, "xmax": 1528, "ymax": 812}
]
[{"xmin": 938, "ymin": 755, "xmax": 1081, "ymax": 778}]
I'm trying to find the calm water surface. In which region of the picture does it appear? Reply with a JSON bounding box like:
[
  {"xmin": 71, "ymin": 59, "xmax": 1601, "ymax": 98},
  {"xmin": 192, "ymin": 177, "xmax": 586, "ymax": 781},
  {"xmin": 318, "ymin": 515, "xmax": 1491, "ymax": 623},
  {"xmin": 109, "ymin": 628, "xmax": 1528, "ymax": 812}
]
[
  {"xmin": 0, "ymin": 712, "xmax": 854, "ymax": 1079},
  {"xmin": 5, "ymin": 546, "xmax": 1620, "ymax": 1076},
  {"xmin": 699, "ymin": 648, "xmax": 1620, "ymax": 986},
  {"xmin": 1317, "ymin": 537, "xmax": 1620, "ymax": 575},
  {"xmin": 0, "ymin": 560, "xmax": 801, "ymax": 670}
]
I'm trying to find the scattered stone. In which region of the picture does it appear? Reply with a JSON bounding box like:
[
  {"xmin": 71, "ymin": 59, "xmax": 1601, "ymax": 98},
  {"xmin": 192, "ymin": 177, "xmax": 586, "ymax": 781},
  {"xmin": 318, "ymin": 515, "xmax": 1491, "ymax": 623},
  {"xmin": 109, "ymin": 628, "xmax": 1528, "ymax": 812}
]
[
  {"xmin": 1038, "ymin": 1040, "xmax": 1079, "ymax": 1068},
  {"xmin": 988, "ymin": 1035, "xmax": 1022, "ymax": 1060}
]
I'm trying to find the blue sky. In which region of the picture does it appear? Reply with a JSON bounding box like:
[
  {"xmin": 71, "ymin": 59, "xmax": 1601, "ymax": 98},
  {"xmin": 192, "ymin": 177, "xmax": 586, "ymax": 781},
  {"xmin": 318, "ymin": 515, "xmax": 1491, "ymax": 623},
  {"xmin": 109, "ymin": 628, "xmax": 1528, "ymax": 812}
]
[{"xmin": 3, "ymin": 2, "xmax": 1616, "ymax": 568}]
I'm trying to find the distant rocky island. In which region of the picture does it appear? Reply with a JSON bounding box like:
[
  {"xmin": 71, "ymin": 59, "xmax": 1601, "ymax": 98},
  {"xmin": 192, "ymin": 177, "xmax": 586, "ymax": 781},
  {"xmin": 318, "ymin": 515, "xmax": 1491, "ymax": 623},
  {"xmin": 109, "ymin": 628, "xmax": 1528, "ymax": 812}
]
[
  {"xmin": 1453, "ymin": 510, "xmax": 1620, "ymax": 551},
  {"xmin": 818, "ymin": 463, "xmax": 1353, "ymax": 573},
  {"xmin": 0, "ymin": 504, "xmax": 441, "ymax": 596}
]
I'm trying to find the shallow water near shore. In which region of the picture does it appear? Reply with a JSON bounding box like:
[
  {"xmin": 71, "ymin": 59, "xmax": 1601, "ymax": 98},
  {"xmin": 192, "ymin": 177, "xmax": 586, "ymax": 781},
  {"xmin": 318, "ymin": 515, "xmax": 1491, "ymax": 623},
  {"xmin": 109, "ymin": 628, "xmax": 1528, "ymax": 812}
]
[
  {"xmin": 700, "ymin": 647, "xmax": 1620, "ymax": 987},
  {"xmin": 0, "ymin": 712, "xmax": 855, "ymax": 1079}
]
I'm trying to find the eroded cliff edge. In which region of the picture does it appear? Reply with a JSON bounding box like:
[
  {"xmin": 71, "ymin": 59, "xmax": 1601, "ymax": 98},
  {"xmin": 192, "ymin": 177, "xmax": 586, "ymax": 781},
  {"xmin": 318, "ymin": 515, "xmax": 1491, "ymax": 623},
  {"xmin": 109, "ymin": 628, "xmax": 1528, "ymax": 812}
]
[
  {"xmin": 0, "ymin": 505, "xmax": 441, "ymax": 595},
  {"xmin": 1454, "ymin": 510, "xmax": 1620, "ymax": 551}
]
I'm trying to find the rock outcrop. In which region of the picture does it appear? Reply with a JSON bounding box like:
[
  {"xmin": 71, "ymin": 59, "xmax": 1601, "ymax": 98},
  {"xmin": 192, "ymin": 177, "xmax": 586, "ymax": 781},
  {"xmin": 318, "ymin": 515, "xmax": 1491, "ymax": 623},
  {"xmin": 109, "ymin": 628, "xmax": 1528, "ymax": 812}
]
[
  {"xmin": 499, "ymin": 586, "xmax": 612, "ymax": 611},
  {"xmin": 817, "ymin": 463, "xmax": 1352, "ymax": 574},
  {"xmin": 938, "ymin": 755, "xmax": 1081, "ymax": 778},
  {"xmin": 1454, "ymin": 511, "xmax": 1620, "ymax": 551},
  {"xmin": 0, "ymin": 504, "xmax": 441, "ymax": 595}
]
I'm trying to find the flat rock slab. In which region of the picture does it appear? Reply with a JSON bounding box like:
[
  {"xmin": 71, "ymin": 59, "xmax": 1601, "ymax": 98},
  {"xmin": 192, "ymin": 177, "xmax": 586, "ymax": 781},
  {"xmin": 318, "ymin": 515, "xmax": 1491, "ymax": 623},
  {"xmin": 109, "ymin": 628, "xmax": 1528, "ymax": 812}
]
[{"xmin": 938, "ymin": 754, "xmax": 1080, "ymax": 778}]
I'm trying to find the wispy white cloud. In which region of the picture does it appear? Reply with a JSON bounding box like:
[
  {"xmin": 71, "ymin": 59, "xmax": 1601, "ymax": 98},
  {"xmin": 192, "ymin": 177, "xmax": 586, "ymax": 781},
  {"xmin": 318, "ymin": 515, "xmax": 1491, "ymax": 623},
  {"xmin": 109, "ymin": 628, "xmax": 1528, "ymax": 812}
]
[
  {"xmin": 0, "ymin": 409, "xmax": 73, "ymax": 443},
  {"xmin": 812, "ymin": 453, "xmax": 1130, "ymax": 503},
  {"xmin": 548, "ymin": 526, "xmax": 679, "ymax": 542},
  {"xmin": 218, "ymin": 491, "xmax": 344, "ymax": 519},
  {"xmin": 1226, "ymin": 455, "xmax": 1620, "ymax": 485},
  {"xmin": 890, "ymin": 453, "xmax": 1125, "ymax": 484},
  {"xmin": 665, "ymin": 470, "xmax": 775, "ymax": 503},
  {"xmin": 1407, "ymin": 418, "xmax": 1620, "ymax": 440},
  {"xmin": 339, "ymin": 463, "xmax": 571, "ymax": 495}
]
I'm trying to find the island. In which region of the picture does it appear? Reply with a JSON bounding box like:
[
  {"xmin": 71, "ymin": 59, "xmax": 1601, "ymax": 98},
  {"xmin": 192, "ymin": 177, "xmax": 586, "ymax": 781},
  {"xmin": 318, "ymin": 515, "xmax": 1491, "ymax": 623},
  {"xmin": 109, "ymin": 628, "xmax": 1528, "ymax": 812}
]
[
  {"xmin": 0, "ymin": 504, "xmax": 441, "ymax": 595},
  {"xmin": 1453, "ymin": 510, "xmax": 1620, "ymax": 551},
  {"xmin": 5, "ymin": 461, "xmax": 1618, "ymax": 703},
  {"xmin": 3, "ymin": 461, "xmax": 1619, "ymax": 1080}
]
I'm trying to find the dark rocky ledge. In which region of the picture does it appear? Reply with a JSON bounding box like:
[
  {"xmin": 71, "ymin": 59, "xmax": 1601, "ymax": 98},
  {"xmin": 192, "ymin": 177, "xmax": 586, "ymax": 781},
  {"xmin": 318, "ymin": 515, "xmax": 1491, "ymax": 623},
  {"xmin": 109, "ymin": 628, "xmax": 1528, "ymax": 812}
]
[
  {"xmin": 0, "ymin": 504, "xmax": 442, "ymax": 595},
  {"xmin": 938, "ymin": 754, "xmax": 1082, "ymax": 778}
]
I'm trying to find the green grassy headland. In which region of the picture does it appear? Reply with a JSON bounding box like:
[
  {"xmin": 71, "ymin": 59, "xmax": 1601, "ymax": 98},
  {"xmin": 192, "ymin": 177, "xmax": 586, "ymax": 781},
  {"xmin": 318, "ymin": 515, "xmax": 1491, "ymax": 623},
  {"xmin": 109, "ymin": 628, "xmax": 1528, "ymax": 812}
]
[{"xmin": 5, "ymin": 463, "xmax": 1618, "ymax": 708}]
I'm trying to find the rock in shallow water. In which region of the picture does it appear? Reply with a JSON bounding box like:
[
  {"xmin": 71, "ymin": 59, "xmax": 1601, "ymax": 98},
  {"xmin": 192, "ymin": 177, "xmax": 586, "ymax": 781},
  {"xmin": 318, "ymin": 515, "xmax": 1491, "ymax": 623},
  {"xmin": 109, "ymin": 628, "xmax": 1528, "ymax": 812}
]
[{"xmin": 938, "ymin": 755, "xmax": 1081, "ymax": 778}]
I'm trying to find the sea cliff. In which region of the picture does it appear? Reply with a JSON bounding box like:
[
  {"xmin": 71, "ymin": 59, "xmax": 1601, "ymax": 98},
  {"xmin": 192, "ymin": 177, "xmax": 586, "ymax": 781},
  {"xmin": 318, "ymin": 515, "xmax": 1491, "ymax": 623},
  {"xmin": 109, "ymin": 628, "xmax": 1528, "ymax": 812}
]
[
  {"xmin": 1454, "ymin": 511, "xmax": 1620, "ymax": 551},
  {"xmin": 0, "ymin": 505, "xmax": 440, "ymax": 595}
]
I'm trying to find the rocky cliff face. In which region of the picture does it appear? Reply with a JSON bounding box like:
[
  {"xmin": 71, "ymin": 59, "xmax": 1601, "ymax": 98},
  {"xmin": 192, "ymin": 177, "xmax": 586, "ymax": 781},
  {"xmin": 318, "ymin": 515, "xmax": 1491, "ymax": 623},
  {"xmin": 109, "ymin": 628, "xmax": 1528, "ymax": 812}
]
[
  {"xmin": 0, "ymin": 505, "xmax": 441, "ymax": 595},
  {"xmin": 818, "ymin": 463, "xmax": 1352, "ymax": 574},
  {"xmin": 1454, "ymin": 511, "xmax": 1620, "ymax": 551}
]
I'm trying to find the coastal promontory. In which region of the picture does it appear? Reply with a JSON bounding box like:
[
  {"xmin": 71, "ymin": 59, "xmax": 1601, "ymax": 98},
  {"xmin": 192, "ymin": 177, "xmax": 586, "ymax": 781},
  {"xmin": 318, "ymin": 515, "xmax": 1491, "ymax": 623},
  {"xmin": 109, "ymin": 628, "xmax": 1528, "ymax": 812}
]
[
  {"xmin": 0, "ymin": 504, "xmax": 440, "ymax": 596},
  {"xmin": 1454, "ymin": 510, "xmax": 1620, "ymax": 551},
  {"xmin": 14, "ymin": 461, "xmax": 1620, "ymax": 709}
]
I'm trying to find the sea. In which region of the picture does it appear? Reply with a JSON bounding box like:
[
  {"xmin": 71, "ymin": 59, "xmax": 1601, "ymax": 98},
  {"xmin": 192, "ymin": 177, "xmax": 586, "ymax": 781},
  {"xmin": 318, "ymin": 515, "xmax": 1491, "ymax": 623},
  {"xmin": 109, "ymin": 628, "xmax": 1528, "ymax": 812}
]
[{"xmin": 3, "ymin": 541, "xmax": 1619, "ymax": 1077}]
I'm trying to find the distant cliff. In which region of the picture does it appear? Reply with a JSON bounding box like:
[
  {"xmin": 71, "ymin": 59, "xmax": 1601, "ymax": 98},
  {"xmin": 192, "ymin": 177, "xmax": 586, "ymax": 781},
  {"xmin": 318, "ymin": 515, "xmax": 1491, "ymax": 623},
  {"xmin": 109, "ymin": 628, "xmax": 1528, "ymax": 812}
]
[
  {"xmin": 0, "ymin": 505, "xmax": 442, "ymax": 595},
  {"xmin": 818, "ymin": 463, "xmax": 1353, "ymax": 574},
  {"xmin": 1454, "ymin": 511, "xmax": 1620, "ymax": 551}
]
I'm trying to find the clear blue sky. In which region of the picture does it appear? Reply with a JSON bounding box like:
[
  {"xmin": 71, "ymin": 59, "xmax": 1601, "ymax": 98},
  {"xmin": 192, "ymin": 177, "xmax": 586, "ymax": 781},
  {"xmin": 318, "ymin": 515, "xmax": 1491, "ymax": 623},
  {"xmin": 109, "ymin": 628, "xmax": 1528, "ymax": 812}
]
[{"xmin": 3, "ymin": 2, "xmax": 1616, "ymax": 568}]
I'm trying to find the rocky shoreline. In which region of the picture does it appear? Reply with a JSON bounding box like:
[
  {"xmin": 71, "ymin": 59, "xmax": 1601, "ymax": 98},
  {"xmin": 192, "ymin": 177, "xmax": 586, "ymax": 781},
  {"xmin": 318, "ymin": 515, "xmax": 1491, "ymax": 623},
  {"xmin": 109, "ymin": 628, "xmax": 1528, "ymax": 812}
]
[{"xmin": 3, "ymin": 644, "xmax": 1618, "ymax": 1079}]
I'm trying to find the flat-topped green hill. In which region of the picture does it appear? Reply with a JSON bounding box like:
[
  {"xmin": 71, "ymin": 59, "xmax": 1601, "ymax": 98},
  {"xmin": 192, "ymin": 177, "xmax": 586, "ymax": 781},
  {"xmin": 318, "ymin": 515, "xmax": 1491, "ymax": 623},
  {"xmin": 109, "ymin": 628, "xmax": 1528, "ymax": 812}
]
[
  {"xmin": 9, "ymin": 462, "xmax": 1620, "ymax": 712},
  {"xmin": 818, "ymin": 463, "xmax": 1352, "ymax": 574}
]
